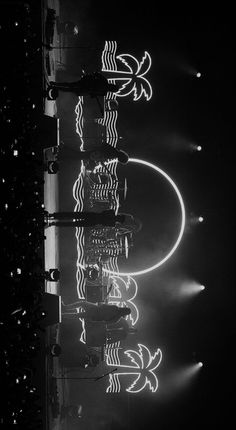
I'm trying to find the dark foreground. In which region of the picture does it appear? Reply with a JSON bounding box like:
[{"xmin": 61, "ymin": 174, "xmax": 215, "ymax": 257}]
[{"xmin": 0, "ymin": 2, "xmax": 48, "ymax": 428}]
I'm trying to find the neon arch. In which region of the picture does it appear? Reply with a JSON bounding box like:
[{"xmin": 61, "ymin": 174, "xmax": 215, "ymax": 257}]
[{"xmin": 103, "ymin": 158, "xmax": 186, "ymax": 277}]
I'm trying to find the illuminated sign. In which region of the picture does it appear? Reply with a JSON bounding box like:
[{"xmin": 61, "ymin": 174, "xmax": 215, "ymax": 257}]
[
  {"xmin": 79, "ymin": 275, "xmax": 138, "ymax": 343},
  {"xmin": 108, "ymin": 276, "xmax": 139, "ymax": 326},
  {"xmin": 106, "ymin": 344, "xmax": 162, "ymax": 393},
  {"xmin": 102, "ymin": 41, "xmax": 153, "ymax": 101},
  {"xmin": 75, "ymin": 96, "xmax": 84, "ymax": 149},
  {"xmin": 70, "ymin": 45, "xmax": 186, "ymax": 396},
  {"xmin": 102, "ymin": 158, "xmax": 186, "ymax": 277}
]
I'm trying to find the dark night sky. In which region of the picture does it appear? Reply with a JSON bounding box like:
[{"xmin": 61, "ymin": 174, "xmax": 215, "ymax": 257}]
[{"xmin": 59, "ymin": 4, "xmax": 235, "ymax": 429}]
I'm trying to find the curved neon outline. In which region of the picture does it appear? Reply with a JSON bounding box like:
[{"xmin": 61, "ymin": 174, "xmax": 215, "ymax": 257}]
[
  {"xmin": 108, "ymin": 276, "xmax": 139, "ymax": 325},
  {"xmin": 114, "ymin": 52, "xmax": 153, "ymax": 101},
  {"xmin": 107, "ymin": 344, "xmax": 162, "ymax": 393},
  {"xmin": 103, "ymin": 158, "xmax": 186, "ymax": 277}
]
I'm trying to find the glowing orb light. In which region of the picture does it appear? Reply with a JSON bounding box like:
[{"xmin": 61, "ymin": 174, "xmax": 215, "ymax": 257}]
[
  {"xmin": 196, "ymin": 72, "xmax": 201, "ymax": 78},
  {"xmin": 103, "ymin": 158, "xmax": 186, "ymax": 277}
]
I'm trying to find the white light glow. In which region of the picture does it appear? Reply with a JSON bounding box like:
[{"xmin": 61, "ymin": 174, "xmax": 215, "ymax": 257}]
[
  {"xmin": 198, "ymin": 362, "xmax": 203, "ymax": 367},
  {"xmin": 198, "ymin": 216, "xmax": 204, "ymax": 223},
  {"xmin": 179, "ymin": 281, "xmax": 206, "ymax": 297},
  {"xmin": 74, "ymin": 25, "xmax": 79, "ymax": 35},
  {"xmin": 103, "ymin": 158, "xmax": 186, "ymax": 277},
  {"xmin": 196, "ymin": 72, "xmax": 201, "ymax": 78},
  {"xmin": 75, "ymin": 96, "xmax": 85, "ymax": 150},
  {"xmin": 79, "ymin": 318, "xmax": 86, "ymax": 344},
  {"xmin": 197, "ymin": 145, "xmax": 202, "ymax": 151}
]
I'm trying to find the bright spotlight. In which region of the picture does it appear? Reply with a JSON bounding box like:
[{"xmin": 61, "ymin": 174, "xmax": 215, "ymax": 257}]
[
  {"xmin": 179, "ymin": 281, "xmax": 206, "ymax": 297},
  {"xmin": 196, "ymin": 72, "xmax": 201, "ymax": 78},
  {"xmin": 189, "ymin": 143, "xmax": 202, "ymax": 153},
  {"xmin": 198, "ymin": 362, "xmax": 203, "ymax": 367},
  {"xmin": 163, "ymin": 362, "xmax": 203, "ymax": 395},
  {"xmin": 200, "ymin": 285, "xmax": 205, "ymax": 291},
  {"xmin": 198, "ymin": 216, "xmax": 204, "ymax": 223}
]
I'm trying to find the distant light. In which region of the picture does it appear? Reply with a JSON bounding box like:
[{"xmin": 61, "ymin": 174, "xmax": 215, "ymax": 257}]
[
  {"xmin": 13, "ymin": 150, "xmax": 18, "ymax": 156},
  {"xmin": 189, "ymin": 144, "xmax": 203, "ymax": 153},
  {"xmin": 5, "ymin": 203, "xmax": 8, "ymax": 210},
  {"xmin": 17, "ymin": 268, "xmax": 21, "ymax": 274},
  {"xmin": 74, "ymin": 25, "xmax": 79, "ymax": 35},
  {"xmin": 15, "ymin": 22, "xmax": 19, "ymax": 27},
  {"xmin": 196, "ymin": 72, "xmax": 201, "ymax": 78},
  {"xmin": 198, "ymin": 216, "xmax": 204, "ymax": 223},
  {"xmin": 198, "ymin": 362, "xmax": 203, "ymax": 367},
  {"xmin": 200, "ymin": 285, "xmax": 205, "ymax": 291}
]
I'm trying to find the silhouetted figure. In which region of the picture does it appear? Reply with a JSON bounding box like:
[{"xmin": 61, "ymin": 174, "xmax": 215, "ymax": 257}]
[
  {"xmin": 46, "ymin": 209, "xmax": 126, "ymax": 228},
  {"xmin": 61, "ymin": 404, "xmax": 83, "ymax": 420},
  {"xmin": 62, "ymin": 301, "xmax": 131, "ymax": 324},
  {"xmin": 49, "ymin": 72, "xmax": 119, "ymax": 97},
  {"xmin": 71, "ymin": 144, "xmax": 129, "ymax": 165},
  {"xmin": 57, "ymin": 142, "xmax": 129, "ymax": 171},
  {"xmin": 107, "ymin": 318, "xmax": 137, "ymax": 343}
]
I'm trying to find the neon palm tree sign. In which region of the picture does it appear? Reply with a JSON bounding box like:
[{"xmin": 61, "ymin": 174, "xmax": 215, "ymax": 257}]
[
  {"xmin": 102, "ymin": 41, "xmax": 152, "ymax": 101},
  {"xmin": 106, "ymin": 344, "xmax": 162, "ymax": 393}
]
